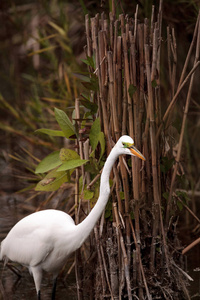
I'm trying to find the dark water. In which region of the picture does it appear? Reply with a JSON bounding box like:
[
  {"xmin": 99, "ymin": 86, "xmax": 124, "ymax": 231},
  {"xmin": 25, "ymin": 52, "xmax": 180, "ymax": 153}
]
[{"xmin": 0, "ymin": 195, "xmax": 77, "ymax": 300}]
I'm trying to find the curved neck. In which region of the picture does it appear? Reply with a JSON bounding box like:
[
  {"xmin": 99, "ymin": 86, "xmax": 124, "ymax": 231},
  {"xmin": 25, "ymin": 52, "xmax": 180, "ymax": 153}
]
[{"xmin": 75, "ymin": 146, "xmax": 119, "ymax": 247}]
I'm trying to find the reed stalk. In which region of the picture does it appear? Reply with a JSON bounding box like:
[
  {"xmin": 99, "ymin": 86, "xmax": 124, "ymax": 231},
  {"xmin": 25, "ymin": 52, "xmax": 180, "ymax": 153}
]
[
  {"xmin": 76, "ymin": 3, "xmax": 199, "ymax": 298},
  {"xmin": 166, "ymin": 19, "xmax": 200, "ymax": 225}
]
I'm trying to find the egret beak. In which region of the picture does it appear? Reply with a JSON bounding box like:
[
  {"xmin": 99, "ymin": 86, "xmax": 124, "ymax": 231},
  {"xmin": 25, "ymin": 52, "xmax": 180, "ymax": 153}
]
[{"xmin": 129, "ymin": 145, "xmax": 146, "ymax": 161}]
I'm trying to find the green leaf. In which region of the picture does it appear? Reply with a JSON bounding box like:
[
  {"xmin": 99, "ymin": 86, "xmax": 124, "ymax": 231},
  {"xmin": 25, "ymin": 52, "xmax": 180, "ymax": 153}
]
[
  {"xmin": 98, "ymin": 131, "xmax": 105, "ymax": 161},
  {"xmin": 176, "ymin": 190, "xmax": 190, "ymax": 203},
  {"xmin": 81, "ymin": 55, "xmax": 95, "ymax": 69},
  {"xmin": 35, "ymin": 128, "xmax": 65, "ymax": 137},
  {"xmin": 79, "ymin": 0, "xmax": 88, "ymax": 15},
  {"xmin": 130, "ymin": 211, "xmax": 135, "ymax": 220},
  {"xmin": 81, "ymin": 59, "xmax": 90, "ymax": 66},
  {"xmin": 177, "ymin": 200, "xmax": 183, "ymax": 211},
  {"xmin": 162, "ymin": 192, "xmax": 169, "ymax": 200},
  {"xmin": 83, "ymin": 189, "xmax": 94, "ymax": 200},
  {"xmin": 35, "ymin": 151, "xmax": 61, "ymax": 174},
  {"xmin": 0, "ymin": 94, "xmax": 20, "ymax": 119},
  {"xmin": 35, "ymin": 169, "xmax": 69, "ymax": 191},
  {"xmin": 105, "ymin": 209, "xmax": 112, "ymax": 219},
  {"xmin": 80, "ymin": 93, "xmax": 90, "ymax": 101},
  {"xmin": 89, "ymin": 119, "xmax": 105, "ymax": 161},
  {"xmin": 160, "ymin": 164, "xmax": 165, "ymax": 173},
  {"xmin": 152, "ymin": 80, "xmax": 158, "ymax": 88},
  {"xmin": 105, "ymin": 200, "xmax": 112, "ymax": 219},
  {"xmin": 84, "ymin": 157, "xmax": 99, "ymax": 175},
  {"xmin": 160, "ymin": 157, "xmax": 175, "ymax": 173},
  {"xmin": 57, "ymin": 159, "xmax": 88, "ymax": 171},
  {"xmin": 119, "ymin": 191, "xmax": 125, "ymax": 200},
  {"xmin": 79, "ymin": 98, "xmax": 98, "ymax": 114},
  {"xmin": 73, "ymin": 72, "xmax": 91, "ymax": 82},
  {"xmin": 29, "ymin": 46, "xmax": 57, "ymax": 56},
  {"xmin": 128, "ymin": 84, "xmax": 137, "ymax": 98},
  {"xmin": 81, "ymin": 81, "xmax": 98, "ymax": 92},
  {"xmin": 81, "ymin": 111, "xmax": 93, "ymax": 129},
  {"xmin": 48, "ymin": 21, "xmax": 66, "ymax": 36},
  {"xmin": 59, "ymin": 148, "xmax": 80, "ymax": 162},
  {"xmin": 57, "ymin": 39, "xmax": 72, "ymax": 53},
  {"xmin": 89, "ymin": 118, "xmax": 101, "ymax": 150},
  {"xmin": 81, "ymin": 74, "xmax": 99, "ymax": 92},
  {"xmin": 54, "ymin": 107, "xmax": 76, "ymax": 139}
]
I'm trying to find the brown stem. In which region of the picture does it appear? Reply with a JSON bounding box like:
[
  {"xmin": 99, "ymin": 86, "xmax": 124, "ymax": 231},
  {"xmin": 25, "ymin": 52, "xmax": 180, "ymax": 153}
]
[
  {"xmin": 182, "ymin": 237, "xmax": 200, "ymax": 255},
  {"xmin": 166, "ymin": 19, "xmax": 200, "ymax": 225}
]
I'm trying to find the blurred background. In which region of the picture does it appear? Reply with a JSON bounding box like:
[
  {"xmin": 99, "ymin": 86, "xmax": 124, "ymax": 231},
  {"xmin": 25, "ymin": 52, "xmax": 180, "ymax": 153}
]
[{"xmin": 0, "ymin": 0, "xmax": 199, "ymax": 299}]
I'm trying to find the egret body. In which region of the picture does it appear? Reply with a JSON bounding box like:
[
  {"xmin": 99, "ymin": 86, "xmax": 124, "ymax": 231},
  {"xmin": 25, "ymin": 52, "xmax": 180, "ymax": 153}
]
[{"xmin": 0, "ymin": 135, "xmax": 145, "ymax": 299}]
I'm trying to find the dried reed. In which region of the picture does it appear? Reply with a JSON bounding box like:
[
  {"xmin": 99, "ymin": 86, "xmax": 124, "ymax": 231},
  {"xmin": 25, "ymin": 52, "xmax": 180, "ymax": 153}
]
[{"xmin": 74, "ymin": 3, "xmax": 200, "ymax": 299}]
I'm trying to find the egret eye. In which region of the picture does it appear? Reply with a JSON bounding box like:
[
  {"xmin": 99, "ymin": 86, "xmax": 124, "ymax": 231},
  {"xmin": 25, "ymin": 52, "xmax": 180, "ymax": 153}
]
[{"xmin": 122, "ymin": 142, "xmax": 133, "ymax": 148}]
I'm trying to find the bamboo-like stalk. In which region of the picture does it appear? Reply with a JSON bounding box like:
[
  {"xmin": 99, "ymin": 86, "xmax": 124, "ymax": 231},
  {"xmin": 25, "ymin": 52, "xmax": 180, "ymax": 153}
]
[
  {"xmin": 182, "ymin": 237, "xmax": 200, "ymax": 255},
  {"xmin": 94, "ymin": 226, "xmax": 111, "ymax": 298},
  {"xmin": 121, "ymin": 30, "xmax": 134, "ymax": 279},
  {"xmin": 144, "ymin": 44, "xmax": 169, "ymax": 273},
  {"xmin": 151, "ymin": 27, "xmax": 159, "ymax": 82},
  {"xmin": 178, "ymin": 11, "xmax": 200, "ymax": 89},
  {"xmin": 106, "ymin": 228, "xmax": 118, "ymax": 298},
  {"xmin": 174, "ymin": 193, "xmax": 200, "ymax": 224},
  {"xmin": 166, "ymin": 19, "xmax": 200, "ymax": 225},
  {"xmin": 156, "ymin": 12, "xmax": 200, "ymax": 140},
  {"xmin": 156, "ymin": 60, "xmax": 200, "ymax": 140},
  {"xmin": 129, "ymin": 216, "xmax": 152, "ymax": 300},
  {"xmin": 129, "ymin": 21, "xmax": 145, "ymax": 296},
  {"xmin": 156, "ymin": 0, "xmax": 163, "ymax": 84},
  {"xmin": 171, "ymin": 28, "xmax": 177, "ymax": 97},
  {"xmin": 165, "ymin": 27, "xmax": 177, "ymax": 131},
  {"xmin": 108, "ymin": 51, "xmax": 119, "ymax": 137},
  {"xmin": 113, "ymin": 203, "xmax": 132, "ymax": 300},
  {"xmin": 167, "ymin": 26, "xmax": 172, "ymax": 92},
  {"xmin": 85, "ymin": 14, "xmax": 92, "ymax": 58},
  {"xmin": 145, "ymin": 48, "xmax": 156, "ymax": 270},
  {"xmin": 78, "ymin": 4, "xmax": 198, "ymax": 298},
  {"xmin": 74, "ymin": 99, "xmax": 83, "ymax": 300},
  {"xmin": 150, "ymin": 5, "xmax": 155, "ymax": 42},
  {"xmin": 117, "ymin": 36, "xmax": 123, "ymax": 128}
]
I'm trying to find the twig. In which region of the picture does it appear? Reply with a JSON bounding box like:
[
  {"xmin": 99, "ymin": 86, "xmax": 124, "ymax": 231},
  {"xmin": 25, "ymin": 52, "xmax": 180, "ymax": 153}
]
[
  {"xmin": 172, "ymin": 261, "xmax": 193, "ymax": 281},
  {"xmin": 182, "ymin": 237, "xmax": 200, "ymax": 255},
  {"xmin": 173, "ymin": 192, "xmax": 200, "ymax": 224},
  {"xmin": 113, "ymin": 203, "xmax": 132, "ymax": 300},
  {"xmin": 94, "ymin": 226, "xmax": 106, "ymax": 295},
  {"xmin": 129, "ymin": 215, "xmax": 152, "ymax": 300},
  {"xmin": 156, "ymin": 60, "xmax": 200, "ymax": 140},
  {"xmin": 178, "ymin": 11, "xmax": 200, "ymax": 89}
]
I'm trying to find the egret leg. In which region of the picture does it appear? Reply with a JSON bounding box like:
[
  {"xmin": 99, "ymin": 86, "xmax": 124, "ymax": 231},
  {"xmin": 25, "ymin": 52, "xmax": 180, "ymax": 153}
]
[
  {"xmin": 37, "ymin": 290, "xmax": 41, "ymax": 300},
  {"xmin": 52, "ymin": 277, "xmax": 57, "ymax": 300},
  {"xmin": 31, "ymin": 266, "xmax": 42, "ymax": 299}
]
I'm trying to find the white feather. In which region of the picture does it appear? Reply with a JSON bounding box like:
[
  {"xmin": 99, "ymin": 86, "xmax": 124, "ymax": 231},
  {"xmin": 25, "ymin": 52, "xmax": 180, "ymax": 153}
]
[{"xmin": 0, "ymin": 135, "xmax": 145, "ymax": 298}]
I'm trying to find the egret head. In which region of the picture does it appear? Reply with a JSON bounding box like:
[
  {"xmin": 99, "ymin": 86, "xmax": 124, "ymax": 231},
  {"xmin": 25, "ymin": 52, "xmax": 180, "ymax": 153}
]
[{"xmin": 116, "ymin": 135, "xmax": 146, "ymax": 161}]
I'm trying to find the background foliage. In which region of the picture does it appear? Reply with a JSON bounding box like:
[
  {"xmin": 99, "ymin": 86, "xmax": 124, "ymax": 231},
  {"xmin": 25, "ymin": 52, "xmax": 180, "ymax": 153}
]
[{"xmin": 0, "ymin": 0, "xmax": 200, "ymax": 299}]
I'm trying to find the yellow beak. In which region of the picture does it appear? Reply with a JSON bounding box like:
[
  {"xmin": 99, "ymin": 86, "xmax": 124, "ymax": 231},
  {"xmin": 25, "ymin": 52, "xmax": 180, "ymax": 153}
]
[{"xmin": 129, "ymin": 145, "xmax": 146, "ymax": 161}]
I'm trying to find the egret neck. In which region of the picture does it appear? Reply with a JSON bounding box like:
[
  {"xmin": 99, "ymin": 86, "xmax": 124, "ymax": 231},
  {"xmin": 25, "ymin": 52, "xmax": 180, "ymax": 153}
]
[{"xmin": 75, "ymin": 145, "xmax": 119, "ymax": 247}]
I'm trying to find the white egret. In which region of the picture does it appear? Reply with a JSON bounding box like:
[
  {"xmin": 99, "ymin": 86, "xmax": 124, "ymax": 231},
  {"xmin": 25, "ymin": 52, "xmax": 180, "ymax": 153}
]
[{"xmin": 0, "ymin": 135, "xmax": 145, "ymax": 299}]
